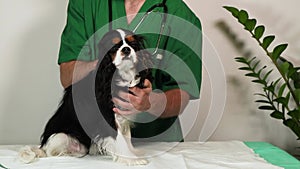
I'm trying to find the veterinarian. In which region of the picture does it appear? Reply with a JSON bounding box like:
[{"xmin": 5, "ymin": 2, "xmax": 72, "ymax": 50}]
[{"xmin": 58, "ymin": 0, "xmax": 202, "ymax": 142}]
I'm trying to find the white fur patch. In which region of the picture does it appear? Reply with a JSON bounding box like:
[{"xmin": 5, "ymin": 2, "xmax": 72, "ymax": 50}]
[
  {"xmin": 91, "ymin": 114, "xmax": 148, "ymax": 165},
  {"xmin": 116, "ymin": 29, "xmax": 126, "ymax": 41},
  {"xmin": 19, "ymin": 133, "xmax": 88, "ymax": 164},
  {"xmin": 114, "ymin": 114, "xmax": 148, "ymax": 165},
  {"xmin": 43, "ymin": 133, "xmax": 87, "ymax": 157}
]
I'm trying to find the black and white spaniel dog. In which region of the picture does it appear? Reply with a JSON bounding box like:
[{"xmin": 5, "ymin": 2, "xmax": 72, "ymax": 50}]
[{"xmin": 19, "ymin": 29, "xmax": 152, "ymax": 165}]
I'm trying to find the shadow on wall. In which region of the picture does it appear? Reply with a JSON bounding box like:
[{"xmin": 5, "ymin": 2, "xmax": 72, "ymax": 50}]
[{"xmin": 0, "ymin": 0, "xmax": 67, "ymax": 144}]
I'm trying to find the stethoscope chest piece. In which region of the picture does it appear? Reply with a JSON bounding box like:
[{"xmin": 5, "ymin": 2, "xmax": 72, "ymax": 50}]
[{"xmin": 156, "ymin": 53, "xmax": 163, "ymax": 60}]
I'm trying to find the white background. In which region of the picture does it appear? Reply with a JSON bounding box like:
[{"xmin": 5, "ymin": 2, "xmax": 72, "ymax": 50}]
[{"xmin": 1, "ymin": 0, "xmax": 299, "ymax": 155}]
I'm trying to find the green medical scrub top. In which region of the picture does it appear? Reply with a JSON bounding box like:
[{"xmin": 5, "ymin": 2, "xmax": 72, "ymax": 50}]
[{"xmin": 58, "ymin": 0, "xmax": 202, "ymax": 142}]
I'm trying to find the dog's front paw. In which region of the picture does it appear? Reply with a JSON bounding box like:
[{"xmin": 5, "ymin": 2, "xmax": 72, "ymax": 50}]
[{"xmin": 113, "ymin": 155, "xmax": 148, "ymax": 166}]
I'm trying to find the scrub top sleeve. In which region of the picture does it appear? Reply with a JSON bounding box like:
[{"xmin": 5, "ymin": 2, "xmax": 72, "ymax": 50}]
[{"xmin": 58, "ymin": 0, "xmax": 90, "ymax": 64}]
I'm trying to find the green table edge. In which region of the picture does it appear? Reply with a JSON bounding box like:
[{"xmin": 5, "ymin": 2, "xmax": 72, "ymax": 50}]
[{"xmin": 244, "ymin": 142, "xmax": 300, "ymax": 169}]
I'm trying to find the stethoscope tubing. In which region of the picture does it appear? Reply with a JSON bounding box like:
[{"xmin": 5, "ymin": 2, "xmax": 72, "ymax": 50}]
[{"xmin": 132, "ymin": 2, "xmax": 168, "ymax": 56}]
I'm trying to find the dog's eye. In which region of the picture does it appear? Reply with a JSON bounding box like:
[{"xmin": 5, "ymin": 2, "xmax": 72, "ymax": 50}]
[
  {"xmin": 110, "ymin": 46, "xmax": 119, "ymax": 52},
  {"xmin": 127, "ymin": 41, "xmax": 140, "ymax": 50},
  {"xmin": 109, "ymin": 44, "xmax": 120, "ymax": 53}
]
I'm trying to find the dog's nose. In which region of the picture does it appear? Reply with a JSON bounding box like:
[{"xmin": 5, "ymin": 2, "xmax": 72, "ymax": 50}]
[{"xmin": 121, "ymin": 47, "xmax": 131, "ymax": 56}]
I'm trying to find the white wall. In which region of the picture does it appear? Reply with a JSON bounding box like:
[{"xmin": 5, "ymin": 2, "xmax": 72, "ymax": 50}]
[
  {"xmin": 182, "ymin": 0, "xmax": 300, "ymax": 154},
  {"xmin": 1, "ymin": 0, "xmax": 299, "ymax": 155},
  {"xmin": 0, "ymin": 0, "xmax": 66, "ymax": 144}
]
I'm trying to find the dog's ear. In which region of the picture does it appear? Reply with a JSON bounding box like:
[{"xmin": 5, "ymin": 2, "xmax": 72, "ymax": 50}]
[
  {"xmin": 140, "ymin": 50, "xmax": 153, "ymax": 69},
  {"xmin": 98, "ymin": 30, "xmax": 120, "ymax": 60},
  {"xmin": 98, "ymin": 39, "xmax": 112, "ymax": 60},
  {"xmin": 132, "ymin": 34, "xmax": 152, "ymax": 69}
]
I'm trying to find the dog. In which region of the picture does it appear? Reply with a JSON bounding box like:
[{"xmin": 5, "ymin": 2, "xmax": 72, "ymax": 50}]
[{"xmin": 18, "ymin": 29, "xmax": 152, "ymax": 165}]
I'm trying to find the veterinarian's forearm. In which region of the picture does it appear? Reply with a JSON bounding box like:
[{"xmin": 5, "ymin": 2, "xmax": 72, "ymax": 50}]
[
  {"xmin": 60, "ymin": 60, "xmax": 98, "ymax": 88},
  {"xmin": 148, "ymin": 89, "xmax": 190, "ymax": 118}
]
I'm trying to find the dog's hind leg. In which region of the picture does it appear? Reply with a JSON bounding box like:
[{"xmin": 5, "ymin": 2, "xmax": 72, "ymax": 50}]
[{"xmin": 42, "ymin": 133, "xmax": 88, "ymax": 157}]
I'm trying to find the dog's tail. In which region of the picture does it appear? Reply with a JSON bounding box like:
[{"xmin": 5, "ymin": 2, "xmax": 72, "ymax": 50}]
[{"xmin": 18, "ymin": 146, "xmax": 46, "ymax": 163}]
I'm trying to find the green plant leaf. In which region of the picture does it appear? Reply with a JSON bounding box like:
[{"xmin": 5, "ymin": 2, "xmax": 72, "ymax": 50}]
[
  {"xmin": 264, "ymin": 84, "xmax": 275, "ymax": 93},
  {"xmin": 274, "ymin": 97, "xmax": 288, "ymax": 108},
  {"xmin": 259, "ymin": 105, "xmax": 274, "ymax": 110},
  {"xmin": 272, "ymin": 44, "xmax": 288, "ymax": 60},
  {"xmin": 261, "ymin": 35, "xmax": 275, "ymax": 50},
  {"xmin": 279, "ymin": 62, "xmax": 290, "ymax": 78},
  {"xmin": 238, "ymin": 10, "xmax": 249, "ymax": 24},
  {"xmin": 223, "ymin": 6, "xmax": 239, "ymax": 17},
  {"xmin": 283, "ymin": 119, "xmax": 300, "ymax": 138},
  {"xmin": 285, "ymin": 92, "xmax": 291, "ymax": 102},
  {"xmin": 263, "ymin": 69, "xmax": 273, "ymax": 81},
  {"xmin": 270, "ymin": 111, "xmax": 285, "ymax": 120},
  {"xmin": 245, "ymin": 73, "xmax": 259, "ymax": 78},
  {"xmin": 245, "ymin": 19, "xmax": 257, "ymax": 31},
  {"xmin": 0, "ymin": 164, "xmax": 8, "ymax": 169},
  {"xmin": 247, "ymin": 57, "xmax": 257, "ymax": 65},
  {"xmin": 252, "ymin": 60, "xmax": 260, "ymax": 70},
  {"xmin": 252, "ymin": 79, "xmax": 266, "ymax": 85},
  {"xmin": 272, "ymin": 78, "xmax": 282, "ymax": 90},
  {"xmin": 290, "ymin": 70, "xmax": 300, "ymax": 88},
  {"xmin": 257, "ymin": 66, "xmax": 267, "ymax": 77},
  {"xmin": 235, "ymin": 57, "xmax": 248, "ymax": 64},
  {"xmin": 255, "ymin": 93, "xmax": 268, "ymax": 98},
  {"xmin": 287, "ymin": 67, "xmax": 297, "ymax": 79},
  {"xmin": 294, "ymin": 89, "xmax": 300, "ymax": 103},
  {"xmin": 295, "ymin": 80, "xmax": 300, "ymax": 89},
  {"xmin": 239, "ymin": 67, "xmax": 252, "ymax": 71},
  {"xmin": 278, "ymin": 83, "xmax": 287, "ymax": 97},
  {"xmin": 254, "ymin": 25, "xmax": 265, "ymax": 40},
  {"xmin": 287, "ymin": 109, "xmax": 300, "ymax": 120},
  {"xmin": 255, "ymin": 100, "xmax": 270, "ymax": 104}
]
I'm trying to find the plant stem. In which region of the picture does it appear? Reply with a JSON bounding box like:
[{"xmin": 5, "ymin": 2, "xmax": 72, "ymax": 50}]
[{"xmin": 249, "ymin": 32, "xmax": 300, "ymax": 109}]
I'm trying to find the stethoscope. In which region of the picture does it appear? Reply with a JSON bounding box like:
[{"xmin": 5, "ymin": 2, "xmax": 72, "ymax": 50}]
[
  {"xmin": 109, "ymin": 0, "xmax": 168, "ymax": 59},
  {"xmin": 132, "ymin": 0, "xmax": 168, "ymax": 57}
]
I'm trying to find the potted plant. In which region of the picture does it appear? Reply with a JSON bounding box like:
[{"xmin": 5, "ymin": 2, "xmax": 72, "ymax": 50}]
[{"xmin": 223, "ymin": 6, "xmax": 300, "ymax": 140}]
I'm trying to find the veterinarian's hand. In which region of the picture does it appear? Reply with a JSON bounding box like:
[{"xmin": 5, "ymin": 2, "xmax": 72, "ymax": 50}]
[{"xmin": 112, "ymin": 79, "xmax": 153, "ymax": 115}]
